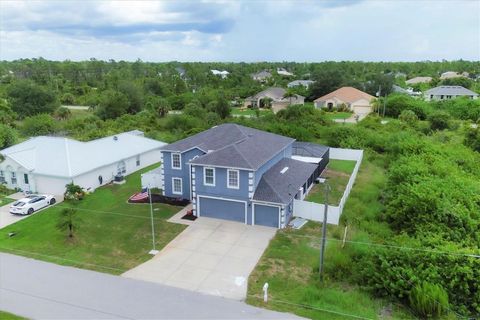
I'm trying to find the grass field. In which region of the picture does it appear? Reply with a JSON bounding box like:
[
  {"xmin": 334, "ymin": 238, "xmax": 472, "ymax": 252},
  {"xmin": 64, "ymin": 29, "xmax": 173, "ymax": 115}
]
[
  {"xmin": 247, "ymin": 155, "xmax": 415, "ymax": 319},
  {"xmin": 324, "ymin": 112, "xmax": 353, "ymax": 121},
  {"xmin": 0, "ymin": 164, "xmax": 185, "ymax": 274},
  {"xmin": 0, "ymin": 197, "xmax": 15, "ymax": 207},
  {"xmin": 231, "ymin": 107, "xmax": 271, "ymax": 117},
  {"xmin": 0, "ymin": 311, "xmax": 26, "ymax": 320},
  {"xmin": 306, "ymin": 160, "xmax": 357, "ymax": 205}
]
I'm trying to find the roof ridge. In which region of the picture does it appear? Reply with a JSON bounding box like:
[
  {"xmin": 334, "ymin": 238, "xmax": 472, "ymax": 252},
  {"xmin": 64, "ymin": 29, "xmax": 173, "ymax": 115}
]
[
  {"xmin": 261, "ymin": 176, "xmax": 284, "ymax": 203},
  {"xmin": 231, "ymin": 143, "xmax": 255, "ymax": 168},
  {"xmin": 64, "ymin": 138, "xmax": 72, "ymax": 177}
]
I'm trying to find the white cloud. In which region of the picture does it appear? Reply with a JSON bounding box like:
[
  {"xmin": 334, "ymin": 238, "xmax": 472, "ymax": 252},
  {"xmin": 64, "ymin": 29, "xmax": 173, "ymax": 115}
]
[{"xmin": 0, "ymin": 0, "xmax": 478, "ymax": 61}]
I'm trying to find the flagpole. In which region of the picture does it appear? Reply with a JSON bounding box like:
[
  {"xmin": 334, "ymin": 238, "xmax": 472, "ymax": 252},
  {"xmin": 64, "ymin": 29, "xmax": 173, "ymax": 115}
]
[{"xmin": 148, "ymin": 185, "xmax": 158, "ymax": 255}]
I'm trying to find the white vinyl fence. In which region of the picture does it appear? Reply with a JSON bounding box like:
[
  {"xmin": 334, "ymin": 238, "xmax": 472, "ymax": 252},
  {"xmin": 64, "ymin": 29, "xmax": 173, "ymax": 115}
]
[{"xmin": 293, "ymin": 148, "xmax": 363, "ymax": 225}]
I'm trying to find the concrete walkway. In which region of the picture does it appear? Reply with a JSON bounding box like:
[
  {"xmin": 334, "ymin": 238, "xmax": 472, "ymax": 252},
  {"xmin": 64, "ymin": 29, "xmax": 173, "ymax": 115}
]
[
  {"xmin": 123, "ymin": 217, "xmax": 276, "ymax": 300},
  {"xmin": 0, "ymin": 253, "xmax": 300, "ymax": 319}
]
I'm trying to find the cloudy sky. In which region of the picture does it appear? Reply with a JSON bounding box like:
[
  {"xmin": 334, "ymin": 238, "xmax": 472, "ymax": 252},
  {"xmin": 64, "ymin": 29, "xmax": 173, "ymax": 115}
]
[{"xmin": 1, "ymin": 0, "xmax": 479, "ymax": 62}]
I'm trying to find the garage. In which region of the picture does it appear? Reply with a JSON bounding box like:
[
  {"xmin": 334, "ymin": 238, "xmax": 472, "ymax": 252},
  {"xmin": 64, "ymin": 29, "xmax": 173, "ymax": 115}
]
[
  {"xmin": 352, "ymin": 105, "xmax": 371, "ymax": 116},
  {"xmin": 253, "ymin": 204, "xmax": 280, "ymax": 228},
  {"xmin": 198, "ymin": 197, "xmax": 246, "ymax": 223}
]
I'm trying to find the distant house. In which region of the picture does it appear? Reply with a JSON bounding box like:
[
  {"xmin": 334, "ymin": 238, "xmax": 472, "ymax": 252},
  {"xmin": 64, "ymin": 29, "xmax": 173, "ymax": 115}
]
[
  {"xmin": 244, "ymin": 87, "xmax": 305, "ymax": 113},
  {"xmin": 314, "ymin": 87, "xmax": 375, "ymax": 116},
  {"xmin": 277, "ymin": 68, "xmax": 294, "ymax": 77},
  {"xmin": 251, "ymin": 70, "xmax": 272, "ymax": 82},
  {"xmin": 406, "ymin": 76, "xmax": 432, "ymax": 85},
  {"xmin": 158, "ymin": 123, "xmax": 330, "ymax": 228},
  {"xmin": 0, "ymin": 131, "xmax": 165, "ymax": 195},
  {"xmin": 440, "ymin": 71, "xmax": 468, "ymax": 80},
  {"xmin": 175, "ymin": 66, "xmax": 187, "ymax": 79},
  {"xmin": 424, "ymin": 86, "xmax": 479, "ymax": 101},
  {"xmin": 287, "ymin": 80, "xmax": 315, "ymax": 88},
  {"xmin": 211, "ymin": 69, "xmax": 229, "ymax": 79},
  {"xmin": 392, "ymin": 85, "xmax": 421, "ymax": 97}
]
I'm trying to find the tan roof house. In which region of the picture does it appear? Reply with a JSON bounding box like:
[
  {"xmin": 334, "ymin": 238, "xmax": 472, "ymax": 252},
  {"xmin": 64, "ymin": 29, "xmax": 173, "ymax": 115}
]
[
  {"xmin": 244, "ymin": 87, "xmax": 304, "ymax": 113},
  {"xmin": 314, "ymin": 87, "xmax": 375, "ymax": 116},
  {"xmin": 405, "ymin": 76, "xmax": 433, "ymax": 85},
  {"xmin": 440, "ymin": 71, "xmax": 468, "ymax": 80}
]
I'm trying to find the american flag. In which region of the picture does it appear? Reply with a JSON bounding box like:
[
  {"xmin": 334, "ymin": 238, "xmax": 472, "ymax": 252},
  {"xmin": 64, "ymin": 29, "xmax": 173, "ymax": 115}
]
[{"xmin": 129, "ymin": 188, "xmax": 149, "ymax": 202}]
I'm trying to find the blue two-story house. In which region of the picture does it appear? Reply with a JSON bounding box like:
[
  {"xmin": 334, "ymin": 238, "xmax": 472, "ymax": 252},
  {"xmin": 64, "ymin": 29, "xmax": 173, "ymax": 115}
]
[{"xmin": 160, "ymin": 123, "xmax": 329, "ymax": 228}]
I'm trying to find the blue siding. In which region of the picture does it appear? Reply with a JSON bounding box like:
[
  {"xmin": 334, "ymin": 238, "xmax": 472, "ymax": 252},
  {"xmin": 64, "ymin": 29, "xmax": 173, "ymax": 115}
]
[
  {"xmin": 254, "ymin": 204, "xmax": 280, "ymax": 227},
  {"xmin": 193, "ymin": 165, "xmax": 250, "ymax": 199},
  {"xmin": 163, "ymin": 148, "xmax": 204, "ymax": 199},
  {"xmin": 199, "ymin": 197, "xmax": 246, "ymax": 222},
  {"xmin": 254, "ymin": 143, "xmax": 293, "ymax": 188}
]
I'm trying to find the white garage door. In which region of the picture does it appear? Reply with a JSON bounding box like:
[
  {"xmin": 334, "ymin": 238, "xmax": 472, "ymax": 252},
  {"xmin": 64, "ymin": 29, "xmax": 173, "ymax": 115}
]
[{"xmin": 353, "ymin": 106, "xmax": 371, "ymax": 116}]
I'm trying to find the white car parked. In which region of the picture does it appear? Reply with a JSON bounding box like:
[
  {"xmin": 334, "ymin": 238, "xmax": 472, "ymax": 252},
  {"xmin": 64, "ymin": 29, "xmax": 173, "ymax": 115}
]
[{"xmin": 9, "ymin": 194, "xmax": 57, "ymax": 215}]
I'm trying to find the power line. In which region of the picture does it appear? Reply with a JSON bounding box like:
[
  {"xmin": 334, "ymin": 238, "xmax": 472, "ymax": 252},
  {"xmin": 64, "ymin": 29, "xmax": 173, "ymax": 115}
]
[
  {"xmin": 283, "ymin": 233, "xmax": 480, "ymax": 258},
  {"xmin": 0, "ymin": 247, "xmax": 126, "ymax": 273},
  {"xmin": 248, "ymin": 294, "xmax": 374, "ymax": 320}
]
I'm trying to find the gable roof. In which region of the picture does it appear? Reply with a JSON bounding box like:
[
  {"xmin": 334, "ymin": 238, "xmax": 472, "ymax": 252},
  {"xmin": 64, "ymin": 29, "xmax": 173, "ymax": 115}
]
[
  {"xmin": 425, "ymin": 86, "xmax": 478, "ymax": 96},
  {"xmin": 1, "ymin": 132, "xmax": 165, "ymax": 178},
  {"xmin": 253, "ymin": 158, "xmax": 317, "ymax": 204},
  {"xmin": 314, "ymin": 87, "xmax": 374, "ymax": 103},
  {"xmin": 288, "ymin": 80, "xmax": 314, "ymax": 87},
  {"xmin": 251, "ymin": 70, "xmax": 272, "ymax": 79},
  {"xmin": 163, "ymin": 123, "xmax": 294, "ymax": 170}
]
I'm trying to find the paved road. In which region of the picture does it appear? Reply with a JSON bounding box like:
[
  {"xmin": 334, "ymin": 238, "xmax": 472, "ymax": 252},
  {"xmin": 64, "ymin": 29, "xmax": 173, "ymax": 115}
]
[{"xmin": 0, "ymin": 253, "xmax": 300, "ymax": 319}]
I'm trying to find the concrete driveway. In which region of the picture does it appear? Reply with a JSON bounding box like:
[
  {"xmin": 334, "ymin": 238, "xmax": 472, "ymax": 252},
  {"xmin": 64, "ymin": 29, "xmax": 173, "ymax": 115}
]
[
  {"xmin": 123, "ymin": 217, "xmax": 277, "ymax": 300},
  {"xmin": 0, "ymin": 193, "xmax": 63, "ymax": 229}
]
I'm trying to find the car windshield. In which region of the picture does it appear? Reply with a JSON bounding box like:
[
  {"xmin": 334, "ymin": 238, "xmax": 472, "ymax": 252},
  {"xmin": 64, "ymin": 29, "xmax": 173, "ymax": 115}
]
[
  {"xmin": 12, "ymin": 201, "xmax": 26, "ymax": 207},
  {"xmin": 28, "ymin": 198, "xmax": 40, "ymax": 203}
]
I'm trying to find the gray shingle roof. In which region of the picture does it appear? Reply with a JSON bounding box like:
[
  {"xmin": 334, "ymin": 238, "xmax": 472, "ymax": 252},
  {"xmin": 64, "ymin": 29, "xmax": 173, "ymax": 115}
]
[
  {"xmin": 425, "ymin": 86, "xmax": 478, "ymax": 96},
  {"xmin": 292, "ymin": 142, "xmax": 329, "ymax": 158},
  {"xmin": 163, "ymin": 124, "xmax": 294, "ymax": 170},
  {"xmin": 253, "ymin": 158, "xmax": 317, "ymax": 204}
]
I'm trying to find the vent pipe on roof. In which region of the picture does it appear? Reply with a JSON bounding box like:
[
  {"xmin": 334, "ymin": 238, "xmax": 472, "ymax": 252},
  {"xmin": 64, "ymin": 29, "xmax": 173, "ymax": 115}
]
[{"xmin": 113, "ymin": 136, "xmax": 118, "ymax": 141}]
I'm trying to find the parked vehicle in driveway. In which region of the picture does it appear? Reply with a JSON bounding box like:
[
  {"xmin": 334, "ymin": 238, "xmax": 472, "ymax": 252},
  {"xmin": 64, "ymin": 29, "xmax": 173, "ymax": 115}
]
[{"xmin": 9, "ymin": 194, "xmax": 56, "ymax": 215}]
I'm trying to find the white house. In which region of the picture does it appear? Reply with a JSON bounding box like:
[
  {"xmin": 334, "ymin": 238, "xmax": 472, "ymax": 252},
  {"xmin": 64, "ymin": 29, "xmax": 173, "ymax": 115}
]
[
  {"xmin": 424, "ymin": 86, "xmax": 479, "ymax": 101},
  {"xmin": 0, "ymin": 131, "xmax": 165, "ymax": 195},
  {"xmin": 210, "ymin": 69, "xmax": 229, "ymax": 79}
]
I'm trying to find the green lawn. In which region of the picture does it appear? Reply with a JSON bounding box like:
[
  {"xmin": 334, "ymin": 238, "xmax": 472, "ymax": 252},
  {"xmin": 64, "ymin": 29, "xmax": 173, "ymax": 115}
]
[
  {"xmin": 0, "ymin": 311, "xmax": 27, "ymax": 320},
  {"xmin": 231, "ymin": 107, "xmax": 272, "ymax": 117},
  {"xmin": 0, "ymin": 197, "xmax": 15, "ymax": 207},
  {"xmin": 306, "ymin": 160, "xmax": 357, "ymax": 205},
  {"xmin": 324, "ymin": 112, "xmax": 353, "ymax": 121},
  {"xmin": 247, "ymin": 157, "xmax": 415, "ymax": 319},
  {"xmin": 0, "ymin": 164, "xmax": 186, "ymax": 274}
]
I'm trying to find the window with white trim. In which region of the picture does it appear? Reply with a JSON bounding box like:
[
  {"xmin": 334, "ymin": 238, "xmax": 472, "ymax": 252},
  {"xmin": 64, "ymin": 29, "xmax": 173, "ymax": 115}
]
[
  {"xmin": 227, "ymin": 169, "xmax": 239, "ymax": 189},
  {"xmin": 11, "ymin": 172, "xmax": 17, "ymax": 185},
  {"xmin": 136, "ymin": 155, "xmax": 140, "ymax": 166},
  {"xmin": 171, "ymin": 153, "xmax": 181, "ymax": 169},
  {"xmin": 204, "ymin": 167, "xmax": 215, "ymax": 186},
  {"xmin": 0, "ymin": 171, "xmax": 4, "ymax": 183},
  {"xmin": 172, "ymin": 178, "xmax": 182, "ymax": 195}
]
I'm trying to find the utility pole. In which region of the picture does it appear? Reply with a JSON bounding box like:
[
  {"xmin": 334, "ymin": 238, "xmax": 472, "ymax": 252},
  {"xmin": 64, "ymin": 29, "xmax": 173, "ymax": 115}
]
[
  {"xmin": 383, "ymin": 93, "xmax": 387, "ymax": 118},
  {"xmin": 148, "ymin": 185, "xmax": 158, "ymax": 255},
  {"xmin": 319, "ymin": 181, "xmax": 330, "ymax": 281}
]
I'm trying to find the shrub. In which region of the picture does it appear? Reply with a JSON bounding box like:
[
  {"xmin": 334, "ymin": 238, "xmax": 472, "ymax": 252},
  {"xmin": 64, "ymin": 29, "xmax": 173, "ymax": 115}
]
[
  {"xmin": 409, "ymin": 282, "xmax": 449, "ymax": 318},
  {"xmin": 0, "ymin": 124, "xmax": 17, "ymax": 149},
  {"xmin": 398, "ymin": 110, "xmax": 418, "ymax": 125},
  {"xmin": 428, "ymin": 111, "xmax": 451, "ymax": 130},
  {"xmin": 64, "ymin": 183, "xmax": 85, "ymax": 200},
  {"xmin": 21, "ymin": 114, "xmax": 57, "ymax": 136},
  {"xmin": 61, "ymin": 93, "xmax": 75, "ymax": 105}
]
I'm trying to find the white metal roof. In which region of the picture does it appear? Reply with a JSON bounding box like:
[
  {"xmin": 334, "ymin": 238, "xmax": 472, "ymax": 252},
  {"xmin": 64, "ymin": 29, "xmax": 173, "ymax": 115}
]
[{"xmin": 1, "ymin": 132, "xmax": 165, "ymax": 178}]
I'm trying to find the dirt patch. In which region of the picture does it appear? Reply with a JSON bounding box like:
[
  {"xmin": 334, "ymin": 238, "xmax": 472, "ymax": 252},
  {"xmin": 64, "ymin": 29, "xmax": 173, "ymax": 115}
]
[{"xmin": 322, "ymin": 168, "xmax": 350, "ymax": 178}]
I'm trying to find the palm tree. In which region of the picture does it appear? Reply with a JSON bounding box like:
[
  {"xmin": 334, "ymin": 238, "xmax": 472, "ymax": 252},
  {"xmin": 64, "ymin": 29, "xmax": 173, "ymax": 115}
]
[
  {"xmin": 57, "ymin": 208, "xmax": 80, "ymax": 238},
  {"xmin": 283, "ymin": 89, "xmax": 296, "ymax": 106}
]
